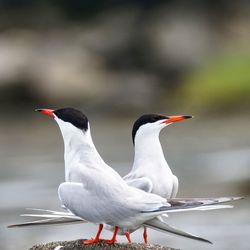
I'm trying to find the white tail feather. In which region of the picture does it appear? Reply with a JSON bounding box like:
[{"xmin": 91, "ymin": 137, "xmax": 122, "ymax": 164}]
[
  {"xmin": 166, "ymin": 204, "xmax": 233, "ymax": 213},
  {"xmin": 20, "ymin": 214, "xmax": 83, "ymax": 219}
]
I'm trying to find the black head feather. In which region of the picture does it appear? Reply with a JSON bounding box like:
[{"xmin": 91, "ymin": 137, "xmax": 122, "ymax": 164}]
[
  {"xmin": 132, "ymin": 114, "xmax": 167, "ymax": 145},
  {"xmin": 54, "ymin": 108, "xmax": 88, "ymax": 131}
]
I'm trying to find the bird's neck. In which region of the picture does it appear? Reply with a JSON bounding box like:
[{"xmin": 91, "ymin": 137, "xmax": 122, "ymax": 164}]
[
  {"xmin": 61, "ymin": 128, "xmax": 105, "ymax": 181},
  {"xmin": 133, "ymin": 131, "xmax": 168, "ymax": 170}
]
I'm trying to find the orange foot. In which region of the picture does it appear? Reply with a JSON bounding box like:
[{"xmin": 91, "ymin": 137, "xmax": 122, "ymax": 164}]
[
  {"xmin": 103, "ymin": 239, "xmax": 117, "ymax": 245},
  {"xmin": 103, "ymin": 225, "xmax": 119, "ymax": 245},
  {"xmin": 83, "ymin": 224, "xmax": 104, "ymax": 245},
  {"xmin": 83, "ymin": 238, "xmax": 100, "ymax": 245},
  {"xmin": 83, "ymin": 237, "xmax": 106, "ymax": 245}
]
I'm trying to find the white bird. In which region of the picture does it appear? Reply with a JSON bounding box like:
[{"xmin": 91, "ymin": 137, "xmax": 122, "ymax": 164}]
[
  {"xmin": 123, "ymin": 114, "xmax": 192, "ymax": 242},
  {"xmin": 125, "ymin": 114, "xmax": 192, "ymax": 198},
  {"xmin": 36, "ymin": 108, "xmax": 181, "ymax": 244},
  {"xmin": 8, "ymin": 108, "xmax": 242, "ymax": 245}
]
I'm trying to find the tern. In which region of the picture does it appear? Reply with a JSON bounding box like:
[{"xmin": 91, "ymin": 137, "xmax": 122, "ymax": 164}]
[
  {"xmin": 8, "ymin": 108, "xmax": 243, "ymax": 245},
  {"xmin": 36, "ymin": 108, "xmax": 178, "ymax": 244},
  {"xmin": 125, "ymin": 114, "xmax": 193, "ymax": 198},
  {"xmin": 124, "ymin": 114, "xmax": 192, "ymax": 242}
]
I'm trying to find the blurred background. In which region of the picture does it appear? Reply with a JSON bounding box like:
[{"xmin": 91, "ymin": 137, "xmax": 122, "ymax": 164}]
[{"xmin": 0, "ymin": 1, "xmax": 249, "ymax": 249}]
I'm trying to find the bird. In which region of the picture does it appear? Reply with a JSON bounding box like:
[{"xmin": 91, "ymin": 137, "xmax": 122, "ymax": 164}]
[
  {"xmin": 125, "ymin": 114, "xmax": 193, "ymax": 197},
  {"xmin": 123, "ymin": 114, "xmax": 192, "ymax": 242},
  {"xmin": 35, "ymin": 108, "xmax": 182, "ymax": 244},
  {"xmin": 34, "ymin": 108, "xmax": 177, "ymax": 244},
  {"xmin": 25, "ymin": 108, "xmax": 242, "ymax": 245}
]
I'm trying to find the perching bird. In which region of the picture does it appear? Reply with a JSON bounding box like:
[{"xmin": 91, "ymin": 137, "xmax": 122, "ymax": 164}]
[
  {"xmin": 36, "ymin": 108, "xmax": 178, "ymax": 244},
  {"xmin": 8, "ymin": 108, "xmax": 242, "ymax": 246},
  {"xmin": 123, "ymin": 114, "xmax": 192, "ymax": 242}
]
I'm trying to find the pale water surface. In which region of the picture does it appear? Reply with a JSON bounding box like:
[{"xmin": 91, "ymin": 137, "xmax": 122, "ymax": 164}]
[{"xmin": 0, "ymin": 115, "xmax": 249, "ymax": 250}]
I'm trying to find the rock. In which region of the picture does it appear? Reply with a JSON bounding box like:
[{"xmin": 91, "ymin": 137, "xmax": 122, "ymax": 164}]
[{"xmin": 28, "ymin": 239, "xmax": 179, "ymax": 250}]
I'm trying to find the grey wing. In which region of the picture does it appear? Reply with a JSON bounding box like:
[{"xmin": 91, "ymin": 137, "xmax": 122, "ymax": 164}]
[
  {"xmin": 144, "ymin": 218, "xmax": 212, "ymax": 244},
  {"xmin": 170, "ymin": 175, "xmax": 178, "ymax": 198},
  {"xmin": 125, "ymin": 177, "xmax": 153, "ymax": 193},
  {"xmin": 8, "ymin": 217, "xmax": 83, "ymax": 228},
  {"xmin": 144, "ymin": 196, "xmax": 243, "ymax": 214},
  {"xmin": 165, "ymin": 196, "xmax": 243, "ymax": 212}
]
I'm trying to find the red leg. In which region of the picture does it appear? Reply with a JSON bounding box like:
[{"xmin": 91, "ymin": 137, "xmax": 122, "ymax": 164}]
[
  {"xmin": 104, "ymin": 226, "xmax": 119, "ymax": 244},
  {"xmin": 83, "ymin": 224, "xmax": 103, "ymax": 245},
  {"xmin": 125, "ymin": 231, "xmax": 132, "ymax": 243},
  {"xmin": 143, "ymin": 226, "xmax": 148, "ymax": 244}
]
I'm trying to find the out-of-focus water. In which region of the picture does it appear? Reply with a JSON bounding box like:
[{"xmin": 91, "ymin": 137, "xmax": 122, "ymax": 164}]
[{"xmin": 0, "ymin": 114, "xmax": 249, "ymax": 250}]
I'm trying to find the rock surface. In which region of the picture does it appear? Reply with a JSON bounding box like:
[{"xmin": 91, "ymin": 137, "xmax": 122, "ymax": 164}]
[{"xmin": 28, "ymin": 239, "xmax": 179, "ymax": 250}]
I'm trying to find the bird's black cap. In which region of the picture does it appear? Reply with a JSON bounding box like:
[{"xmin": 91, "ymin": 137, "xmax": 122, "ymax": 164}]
[
  {"xmin": 54, "ymin": 108, "xmax": 88, "ymax": 131},
  {"xmin": 132, "ymin": 114, "xmax": 193, "ymax": 145},
  {"xmin": 132, "ymin": 114, "xmax": 167, "ymax": 145}
]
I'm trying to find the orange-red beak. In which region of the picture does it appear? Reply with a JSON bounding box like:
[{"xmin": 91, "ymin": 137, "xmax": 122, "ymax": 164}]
[
  {"xmin": 162, "ymin": 115, "xmax": 193, "ymax": 124},
  {"xmin": 35, "ymin": 109, "xmax": 55, "ymax": 118}
]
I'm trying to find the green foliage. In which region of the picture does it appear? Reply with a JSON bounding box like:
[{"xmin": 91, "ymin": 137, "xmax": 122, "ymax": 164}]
[{"xmin": 179, "ymin": 51, "xmax": 250, "ymax": 113}]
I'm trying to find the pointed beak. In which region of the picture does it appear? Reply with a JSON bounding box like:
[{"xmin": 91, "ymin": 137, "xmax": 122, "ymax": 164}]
[
  {"xmin": 162, "ymin": 115, "xmax": 193, "ymax": 124},
  {"xmin": 35, "ymin": 108, "xmax": 55, "ymax": 118}
]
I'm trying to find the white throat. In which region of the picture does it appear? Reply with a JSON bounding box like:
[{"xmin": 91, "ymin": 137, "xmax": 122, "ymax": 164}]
[
  {"xmin": 54, "ymin": 117, "xmax": 105, "ymax": 181},
  {"xmin": 133, "ymin": 128, "xmax": 170, "ymax": 172}
]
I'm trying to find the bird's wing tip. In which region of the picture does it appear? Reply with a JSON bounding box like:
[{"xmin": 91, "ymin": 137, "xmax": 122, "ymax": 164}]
[
  {"xmin": 233, "ymin": 196, "xmax": 244, "ymax": 201},
  {"xmin": 207, "ymin": 240, "xmax": 213, "ymax": 245}
]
